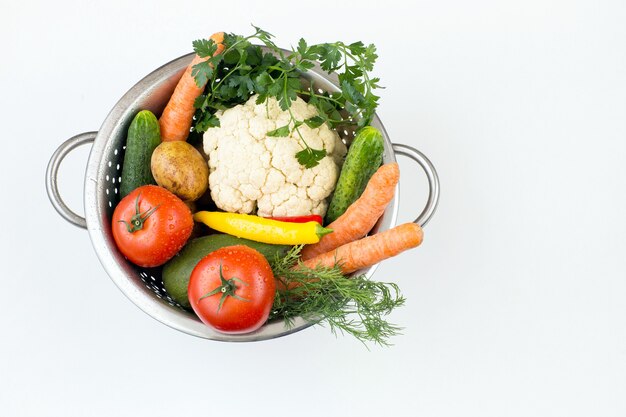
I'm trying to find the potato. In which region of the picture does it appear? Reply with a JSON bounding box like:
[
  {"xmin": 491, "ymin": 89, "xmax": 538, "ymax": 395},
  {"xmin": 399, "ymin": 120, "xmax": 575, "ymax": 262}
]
[{"xmin": 151, "ymin": 141, "xmax": 209, "ymax": 201}]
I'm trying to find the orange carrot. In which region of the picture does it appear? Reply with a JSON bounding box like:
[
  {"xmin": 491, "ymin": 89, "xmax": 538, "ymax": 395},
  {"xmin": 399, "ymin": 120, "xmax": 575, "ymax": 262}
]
[
  {"xmin": 159, "ymin": 32, "xmax": 225, "ymax": 142},
  {"xmin": 301, "ymin": 163, "xmax": 399, "ymax": 261},
  {"xmin": 301, "ymin": 222, "xmax": 423, "ymax": 274}
]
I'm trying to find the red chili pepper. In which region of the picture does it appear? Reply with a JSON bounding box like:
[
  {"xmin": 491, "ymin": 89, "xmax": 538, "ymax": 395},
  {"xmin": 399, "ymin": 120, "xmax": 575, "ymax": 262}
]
[{"xmin": 266, "ymin": 215, "xmax": 324, "ymax": 225}]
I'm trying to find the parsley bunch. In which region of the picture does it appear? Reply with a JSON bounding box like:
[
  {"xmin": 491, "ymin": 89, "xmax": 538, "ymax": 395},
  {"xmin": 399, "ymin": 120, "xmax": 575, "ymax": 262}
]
[{"xmin": 190, "ymin": 26, "xmax": 381, "ymax": 168}]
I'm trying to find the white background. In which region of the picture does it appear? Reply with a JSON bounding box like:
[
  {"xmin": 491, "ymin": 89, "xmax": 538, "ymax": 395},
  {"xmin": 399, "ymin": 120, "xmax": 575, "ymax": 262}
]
[{"xmin": 1, "ymin": 0, "xmax": 625, "ymax": 416}]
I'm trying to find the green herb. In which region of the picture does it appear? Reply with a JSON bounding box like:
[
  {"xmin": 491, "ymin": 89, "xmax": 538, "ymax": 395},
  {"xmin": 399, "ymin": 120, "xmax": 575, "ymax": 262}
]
[
  {"xmin": 191, "ymin": 25, "xmax": 382, "ymax": 168},
  {"xmin": 266, "ymin": 124, "xmax": 291, "ymax": 137},
  {"xmin": 270, "ymin": 246, "xmax": 405, "ymax": 347},
  {"xmin": 295, "ymin": 148, "xmax": 328, "ymax": 169}
]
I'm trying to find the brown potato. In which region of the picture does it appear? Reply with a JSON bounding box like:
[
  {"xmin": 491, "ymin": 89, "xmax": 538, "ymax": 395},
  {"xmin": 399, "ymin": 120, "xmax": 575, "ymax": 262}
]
[{"xmin": 151, "ymin": 141, "xmax": 209, "ymax": 201}]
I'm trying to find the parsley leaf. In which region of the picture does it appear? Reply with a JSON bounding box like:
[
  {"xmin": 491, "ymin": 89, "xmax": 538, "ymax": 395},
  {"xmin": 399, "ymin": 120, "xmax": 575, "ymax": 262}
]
[
  {"xmin": 304, "ymin": 116, "xmax": 325, "ymax": 128},
  {"xmin": 318, "ymin": 44, "xmax": 343, "ymax": 72},
  {"xmin": 192, "ymin": 38, "xmax": 218, "ymax": 58},
  {"xmin": 295, "ymin": 148, "xmax": 327, "ymax": 168},
  {"xmin": 267, "ymin": 125, "xmax": 291, "ymax": 137},
  {"xmin": 191, "ymin": 60, "xmax": 214, "ymax": 88},
  {"xmin": 277, "ymin": 76, "xmax": 301, "ymax": 111},
  {"xmin": 195, "ymin": 112, "xmax": 221, "ymax": 132}
]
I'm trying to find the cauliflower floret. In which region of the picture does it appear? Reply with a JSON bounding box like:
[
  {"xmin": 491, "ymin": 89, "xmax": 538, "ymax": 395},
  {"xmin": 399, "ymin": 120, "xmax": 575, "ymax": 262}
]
[{"xmin": 203, "ymin": 95, "xmax": 347, "ymax": 217}]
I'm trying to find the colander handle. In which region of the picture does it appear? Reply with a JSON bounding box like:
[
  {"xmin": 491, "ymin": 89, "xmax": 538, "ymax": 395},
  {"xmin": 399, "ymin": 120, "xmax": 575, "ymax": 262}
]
[
  {"xmin": 392, "ymin": 143, "xmax": 440, "ymax": 227},
  {"xmin": 46, "ymin": 132, "xmax": 97, "ymax": 229}
]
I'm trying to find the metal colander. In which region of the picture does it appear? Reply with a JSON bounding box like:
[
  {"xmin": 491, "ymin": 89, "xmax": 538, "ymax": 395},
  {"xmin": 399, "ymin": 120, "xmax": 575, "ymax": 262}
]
[{"xmin": 46, "ymin": 48, "xmax": 440, "ymax": 342}]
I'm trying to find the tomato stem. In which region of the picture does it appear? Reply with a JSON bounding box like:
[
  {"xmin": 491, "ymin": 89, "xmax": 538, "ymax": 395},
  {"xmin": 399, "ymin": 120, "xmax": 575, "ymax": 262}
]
[
  {"xmin": 199, "ymin": 263, "xmax": 249, "ymax": 312},
  {"xmin": 118, "ymin": 193, "xmax": 160, "ymax": 233}
]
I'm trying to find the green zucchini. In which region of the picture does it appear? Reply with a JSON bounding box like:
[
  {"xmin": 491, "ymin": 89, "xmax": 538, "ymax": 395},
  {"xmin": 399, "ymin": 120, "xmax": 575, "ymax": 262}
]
[
  {"xmin": 325, "ymin": 126, "xmax": 384, "ymax": 224},
  {"xmin": 162, "ymin": 234, "xmax": 291, "ymax": 309},
  {"xmin": 120, "ymin": 110, "xmax": 161, "ymax": 198}
]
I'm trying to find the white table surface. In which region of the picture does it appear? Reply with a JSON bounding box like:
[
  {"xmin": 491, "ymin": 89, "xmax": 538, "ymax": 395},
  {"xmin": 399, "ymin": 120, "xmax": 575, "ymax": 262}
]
[{"xmin": 1, "ymin": 1, "xmax": 625, "ymax": 416}]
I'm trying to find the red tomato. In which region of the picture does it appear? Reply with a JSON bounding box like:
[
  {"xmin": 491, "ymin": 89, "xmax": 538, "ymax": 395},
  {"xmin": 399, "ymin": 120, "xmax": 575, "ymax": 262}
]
[
  {"xmin": 112, "ymin": 185, "xmax": 193, "ymax": 267},
  {"xmin": 188, "ymin": 245, "xmax": 276, "ymax": 334}
]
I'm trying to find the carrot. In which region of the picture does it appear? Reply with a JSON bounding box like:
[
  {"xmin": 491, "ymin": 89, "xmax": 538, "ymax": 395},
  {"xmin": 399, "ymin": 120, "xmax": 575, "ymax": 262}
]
[
  {"xmin": 301, "ymin": 163, "xmax": 399, "ymax": 261},
  {"xmin": 300, "ymin": 222, "xmax": 423, "ymax": 274},
  {"xmin": 159, "ymin": 32, "xmax": 225, "ymax": 142}
]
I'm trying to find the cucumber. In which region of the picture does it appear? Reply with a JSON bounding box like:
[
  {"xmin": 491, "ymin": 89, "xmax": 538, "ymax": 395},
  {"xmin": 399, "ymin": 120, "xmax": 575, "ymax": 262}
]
[
  {"xmin": 120, "ymin": 110, "xmax": 161, "ymax": 198},
  {"xmin": 325, "ymin": 126, "xmax": 384, "ymax": 224},
  {"xmin": 162, "ymin": 234, "xmax": 291, "ymax": 309}
]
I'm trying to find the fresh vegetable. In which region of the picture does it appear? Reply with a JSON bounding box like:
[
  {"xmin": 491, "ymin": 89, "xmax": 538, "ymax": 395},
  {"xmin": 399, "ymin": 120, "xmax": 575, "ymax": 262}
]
[
  {"xmin": 188, "ymin": 245, "xmax": 276, "ymax": 334},
  {"xmin": 302, "ymin": 163, "xmax": 399, "ymax": 261},
  {"xmin": 163, "ymin": 234, "xmax": 290, "ymax": 309},
  {"xmin": 119, "ymin": 110, "xmax": 162, "ymax": 198},
  {"xmin": 302, "ymin": 222, "xmax": 423, "ymax": 274},
  {"xmin": 270, "ymin": 245, "xmax": 405, "ymax": 346},
  {"xmin": 150, "ymin": 141, "xmax": 209, "ymax": 201},
  {"xmin": 193, "ymin": 211, "xmax": 332, "ymax": 245},
  {"xmin": 103, "ymin": 28, "xmax": 432, "ymax": 346},
  {"xmin": 159, "ymin": 32, "xmax": 225, "ymax": 142},
  {"xmin": 192, "ymin": 26, "xmax": 381, "ymax": 168},
  {"xmin": 325, "ymin": 126, "xmax": 385, "ymax": 224},
  {"xmin": 203, "ymin": 95, "xmax": 346, "ymax": 216},
  {"xmin": 112, "ymin": 185, "xmax": 193, "ymax": 267},
  {"xmin": 266, "ymin": 215, "xmax": 323, "ymax": 224}
]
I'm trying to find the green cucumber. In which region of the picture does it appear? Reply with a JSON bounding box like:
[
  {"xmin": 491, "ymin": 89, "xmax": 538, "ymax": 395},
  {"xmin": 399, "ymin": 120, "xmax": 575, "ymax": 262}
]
[
  {"xmin": 325, "ymin": 126, "xmax": 384, "ymax": 224},
  {"xmin": 162, "ymin": 234, "xmax": 291, "ymax": 309},
  {"xmin": 120, "ymin": 110, "xmax": 161, "ymax": 198}
]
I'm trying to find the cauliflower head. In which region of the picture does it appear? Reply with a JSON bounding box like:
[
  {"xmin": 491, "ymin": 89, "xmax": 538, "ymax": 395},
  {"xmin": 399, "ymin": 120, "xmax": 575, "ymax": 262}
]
[{"xmin": 203, "ymin": 95, "xmax": 347, "ymax": 217}]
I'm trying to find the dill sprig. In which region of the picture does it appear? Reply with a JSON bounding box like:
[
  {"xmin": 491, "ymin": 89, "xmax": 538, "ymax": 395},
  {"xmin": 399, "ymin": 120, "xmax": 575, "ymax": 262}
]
[{"xmin": 270, "ymin": 246, "xmax": 405, "ymax": 347}]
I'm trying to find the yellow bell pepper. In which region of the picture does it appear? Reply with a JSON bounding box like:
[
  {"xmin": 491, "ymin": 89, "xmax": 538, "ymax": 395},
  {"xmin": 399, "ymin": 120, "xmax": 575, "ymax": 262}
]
[{"xmin": 193, "ymin": 211, "xmax": 333, "ymax": 245}]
